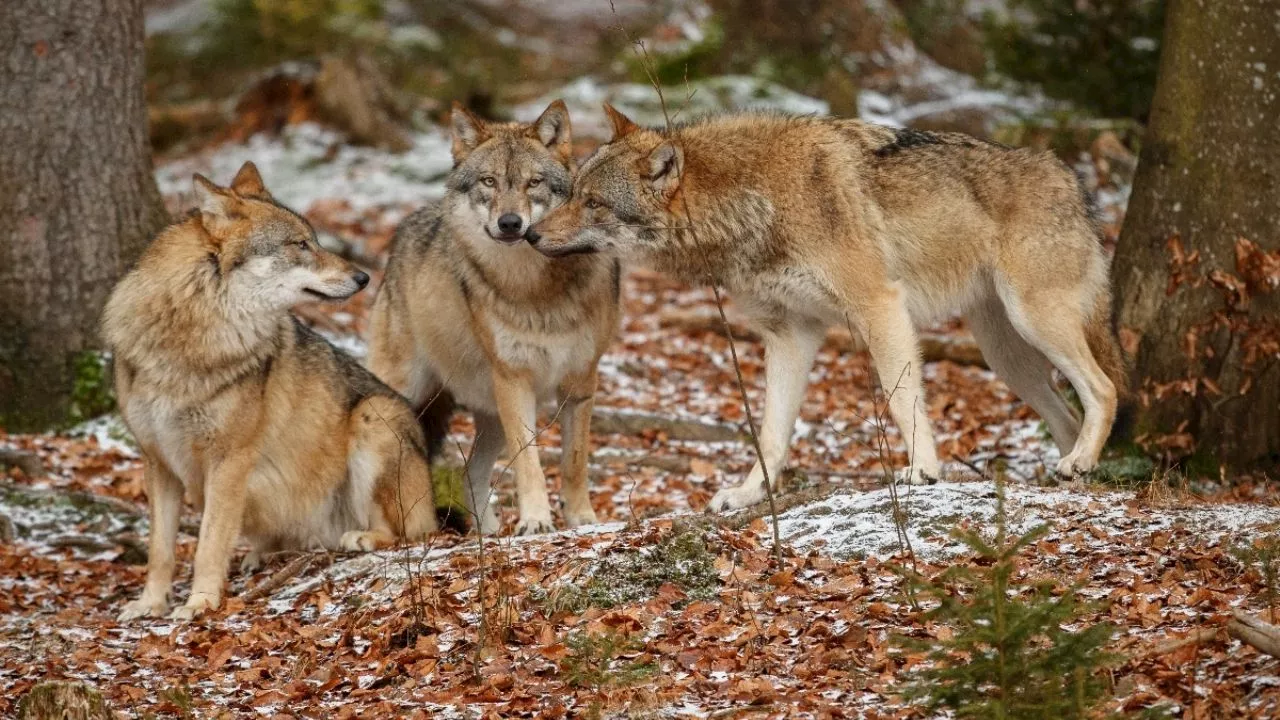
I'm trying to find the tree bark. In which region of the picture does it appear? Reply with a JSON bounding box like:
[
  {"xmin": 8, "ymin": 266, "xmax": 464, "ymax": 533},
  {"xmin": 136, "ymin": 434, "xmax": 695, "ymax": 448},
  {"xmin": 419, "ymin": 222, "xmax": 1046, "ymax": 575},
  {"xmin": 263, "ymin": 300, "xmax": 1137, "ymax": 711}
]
[
  {"xmin": 1113, "ymin": 0, "xmax": 1280, "ymax": 472},
  {"xmin": 0, "ymin": 0, "xmax": 168, "ymax": 431}
]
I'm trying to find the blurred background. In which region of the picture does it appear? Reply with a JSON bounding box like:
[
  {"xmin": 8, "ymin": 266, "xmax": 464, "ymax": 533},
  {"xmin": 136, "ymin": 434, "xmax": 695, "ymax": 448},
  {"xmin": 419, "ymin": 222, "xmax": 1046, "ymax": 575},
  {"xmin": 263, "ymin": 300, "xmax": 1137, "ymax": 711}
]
[{"xmin": 143, "ymin": 0, "xmax": 1156, "ymax": 241}]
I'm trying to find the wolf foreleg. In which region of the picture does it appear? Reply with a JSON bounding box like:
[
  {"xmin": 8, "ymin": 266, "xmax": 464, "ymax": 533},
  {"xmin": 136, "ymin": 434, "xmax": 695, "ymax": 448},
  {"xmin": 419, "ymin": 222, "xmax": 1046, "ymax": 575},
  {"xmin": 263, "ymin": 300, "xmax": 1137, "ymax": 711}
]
[
  {"xmin": 558, "ymin": 368, "xmax": 600, "ymax": 528},
  {"xmin": 171, "ymin": 448, "xmax": 256, "ymax": 620},
  {"xmin": 493, "ymin": 372, "xmax": 554, "ymax": 535},
  {"xmin": 118, "ymin": 459, "xmax": 184, "ymax": 621}
]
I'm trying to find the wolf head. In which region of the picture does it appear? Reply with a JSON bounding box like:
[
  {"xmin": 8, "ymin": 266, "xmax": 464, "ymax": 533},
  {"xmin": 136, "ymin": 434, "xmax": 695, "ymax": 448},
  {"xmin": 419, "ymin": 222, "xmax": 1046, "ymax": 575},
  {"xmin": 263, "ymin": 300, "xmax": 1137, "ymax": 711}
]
[
  {"xmin": 194, "ymin": 162, "xmax": 368, "ymax": 309},
  {"xmin": 527, "ymin": 104, "xmax": 682, "ymax": 260},
  {"xmin": 447, "ymin": 100, "xmax": 574, "ymax": 244}
]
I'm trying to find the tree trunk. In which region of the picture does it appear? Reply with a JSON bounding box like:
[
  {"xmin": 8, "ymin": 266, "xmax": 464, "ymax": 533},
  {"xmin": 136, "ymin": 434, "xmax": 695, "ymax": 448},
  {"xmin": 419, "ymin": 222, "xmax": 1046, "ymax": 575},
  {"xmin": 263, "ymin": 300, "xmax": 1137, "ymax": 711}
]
[
  {"xmin": 0, "ymin": 0, "xmax": 168, "ymax": 431},
  {"xmin": 1114, "ymin": 0, "xmax": 1280, "ymax": 472}
]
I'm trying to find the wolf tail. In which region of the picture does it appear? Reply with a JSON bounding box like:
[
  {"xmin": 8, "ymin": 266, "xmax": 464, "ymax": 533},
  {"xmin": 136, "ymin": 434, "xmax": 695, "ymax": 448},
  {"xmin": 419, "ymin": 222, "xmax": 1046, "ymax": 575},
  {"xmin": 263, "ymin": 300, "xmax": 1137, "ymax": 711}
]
[
  {"xmin": 417, "ymin": 390, "xmax": 456, "ymax": 461},
  {"xmin": 1085, "ymin": 290, "xmax": 1135, "ymax": 442}
]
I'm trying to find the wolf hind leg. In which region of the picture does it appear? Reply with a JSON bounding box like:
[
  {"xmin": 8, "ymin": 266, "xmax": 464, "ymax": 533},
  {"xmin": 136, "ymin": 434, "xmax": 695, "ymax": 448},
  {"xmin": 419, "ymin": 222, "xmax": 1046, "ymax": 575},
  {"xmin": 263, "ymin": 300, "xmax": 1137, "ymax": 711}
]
[
  {"xmin": 996, "ymin": 281, "xmax": 1116, "ymax": 476},
  {"xmin": 967, "ymin": 294, "xmax": 1081, "ymax": 457},
  {"xmin": 707, "ymin": 318, "xmax": 825, "ymax": 512},
  {"xmin": 347, "ymin": 395, "xmax": 437, "ymax": 551}
]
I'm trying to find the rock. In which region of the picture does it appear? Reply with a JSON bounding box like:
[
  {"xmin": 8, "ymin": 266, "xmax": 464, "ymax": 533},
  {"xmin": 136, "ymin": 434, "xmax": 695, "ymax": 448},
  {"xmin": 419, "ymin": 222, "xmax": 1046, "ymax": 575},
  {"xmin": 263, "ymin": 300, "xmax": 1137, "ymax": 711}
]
[{"xmin": 17, "ymin": 681, "xmax": 112, "ymax": 720}]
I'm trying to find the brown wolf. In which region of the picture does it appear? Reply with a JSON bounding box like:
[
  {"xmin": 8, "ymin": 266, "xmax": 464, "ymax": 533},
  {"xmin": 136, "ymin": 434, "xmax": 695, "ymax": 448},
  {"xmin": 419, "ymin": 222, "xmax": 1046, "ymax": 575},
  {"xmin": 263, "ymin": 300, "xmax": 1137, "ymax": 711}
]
[
  {"xmin": 366, "ymin": 102, "xmax": 619, "ymax": 535},
  {"xmin": 528, "ymin": 106, "xmax": 1127, "ymax": 510},
  {"xmin": 103, "ymin": 162, "xmax": 436, "ymax": 621}
]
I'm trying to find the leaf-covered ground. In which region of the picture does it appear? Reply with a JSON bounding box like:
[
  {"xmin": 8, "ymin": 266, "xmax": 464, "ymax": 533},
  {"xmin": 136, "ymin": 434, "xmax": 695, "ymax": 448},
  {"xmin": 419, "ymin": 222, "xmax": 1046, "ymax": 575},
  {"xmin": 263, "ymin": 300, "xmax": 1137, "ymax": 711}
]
[{"xmin": 3, "ymin": 119, "xmax": 1279, "ymax": 718}]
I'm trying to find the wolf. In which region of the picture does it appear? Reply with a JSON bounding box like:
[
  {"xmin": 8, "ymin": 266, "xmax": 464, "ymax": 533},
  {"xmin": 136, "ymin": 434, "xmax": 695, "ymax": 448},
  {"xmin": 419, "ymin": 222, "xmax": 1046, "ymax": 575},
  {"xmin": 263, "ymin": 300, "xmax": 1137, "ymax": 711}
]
[
  {"xmin": 365, "ymin": 101, "xmax": 619, "ymax": 535},
  {"xmin": 528, "ymin": 106, "xmax": 1128, "ymax": 511},
  {"xmin": 103, "ymin": 162, "xmax": 436, "ymax": 621}
]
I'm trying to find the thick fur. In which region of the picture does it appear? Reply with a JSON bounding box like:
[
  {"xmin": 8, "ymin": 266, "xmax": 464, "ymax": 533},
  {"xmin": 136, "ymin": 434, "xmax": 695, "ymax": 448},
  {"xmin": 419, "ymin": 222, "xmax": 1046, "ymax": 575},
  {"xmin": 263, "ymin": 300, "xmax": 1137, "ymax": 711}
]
[
  {"xmin": 530, "ymin": 108, "xmax": 1127, "ymax": 509},
  {"xmin": 103, "ymin": 163, "xmax": 436, "ymax": 621},
  {"xmin": 366, "ymin": 102, "xmax": 619, "ymax": 535}
]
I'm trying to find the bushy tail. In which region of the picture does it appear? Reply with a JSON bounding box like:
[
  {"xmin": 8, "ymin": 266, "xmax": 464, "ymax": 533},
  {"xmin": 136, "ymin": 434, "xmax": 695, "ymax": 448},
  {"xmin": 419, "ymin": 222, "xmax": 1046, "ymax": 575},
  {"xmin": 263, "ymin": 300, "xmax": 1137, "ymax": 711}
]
[{"xmin": 1085, "ymin": 291, "xmax": 1135, "ymax": 442}]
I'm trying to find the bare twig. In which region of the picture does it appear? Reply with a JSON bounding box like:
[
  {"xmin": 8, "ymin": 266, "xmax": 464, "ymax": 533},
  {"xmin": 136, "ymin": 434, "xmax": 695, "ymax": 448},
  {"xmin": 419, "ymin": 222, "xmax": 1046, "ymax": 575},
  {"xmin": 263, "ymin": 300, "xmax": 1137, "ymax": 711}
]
[
  {"xmin": 608, "ymin": 0, "xmax": 784, "ymax": 564},
  {"xmin": 243, "ymin": 553, "xmax": 315, "ymax": 602}
]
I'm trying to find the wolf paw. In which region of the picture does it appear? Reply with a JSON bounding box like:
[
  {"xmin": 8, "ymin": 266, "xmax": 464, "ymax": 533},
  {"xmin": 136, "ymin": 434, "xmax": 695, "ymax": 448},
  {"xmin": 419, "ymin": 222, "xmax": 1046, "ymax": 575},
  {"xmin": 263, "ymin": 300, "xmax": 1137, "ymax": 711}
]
[
  {"xmin": 707, "ymin": 482, "xmax": 767, "ymax": 512},
  {"xmin": 340, "ymin": 531, "xmax": 380, "ymax": 552},
  {"xmin": 239, "ymin": 551, "xmax": 263, "ymax": 575},
  {"xmin": 515, "ymin": 514, "xmax": 555, "ymax": 536},
  {"xmin": 118, "ymin": 597, "xmax": 167, "ymax": 622},
  {"xmin": 1055, "ymin": 453, "xmax": 1096, "ymax": 477},
  {"xmin": 565, "ymin": 507, "xmax": 599, "ymax": 529},
  {"xmin": 169, "ymin": 592, "xmax": 218, "ymax": 621},
  {"xmin": 894, "ymin": 466, "xmax": 941, "ymax": 486}
]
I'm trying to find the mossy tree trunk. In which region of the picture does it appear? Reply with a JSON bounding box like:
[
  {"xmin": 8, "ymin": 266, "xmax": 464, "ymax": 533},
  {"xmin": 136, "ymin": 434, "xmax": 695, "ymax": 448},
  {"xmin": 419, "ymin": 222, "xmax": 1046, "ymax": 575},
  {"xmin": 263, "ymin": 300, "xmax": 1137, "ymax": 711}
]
[
  {"xmin": 1113, "ymin": 0, "xmax": 1280, "ymax": 472},
  {"xmin": 0, "ymin": 0, "xmax": 168, "ymax": 431}
]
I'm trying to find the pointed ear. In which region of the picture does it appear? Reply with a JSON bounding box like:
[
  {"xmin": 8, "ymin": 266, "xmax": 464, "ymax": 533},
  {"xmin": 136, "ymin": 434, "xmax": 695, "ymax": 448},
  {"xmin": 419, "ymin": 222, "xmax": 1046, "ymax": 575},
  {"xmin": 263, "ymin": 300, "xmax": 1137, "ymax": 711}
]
[
  {"xmin": 229, "ymin": 161, "xmax": 270, "ymax": 200},
  {"xmin": 451, "ymin": 102, "xmax": 490, "ymax": 164},
  {"xmin": 527, "ymin": 99, "xmax": 572, "ymax": 163},
  {"xmin": 603, "ymin": 103, "xmax": 640, "ymax": 141},
  {"xmin": 192, "ymin": 174, "xmax": 239, "ymax": 228},
  {"xmin": 646, "ymin": 141, "xmax": 683, "ymax": 199}
]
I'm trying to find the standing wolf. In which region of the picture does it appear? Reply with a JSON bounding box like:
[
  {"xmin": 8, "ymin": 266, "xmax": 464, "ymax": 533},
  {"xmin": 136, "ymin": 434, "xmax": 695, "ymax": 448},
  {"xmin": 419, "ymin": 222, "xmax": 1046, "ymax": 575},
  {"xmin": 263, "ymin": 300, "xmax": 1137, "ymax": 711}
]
[
  {"xmin": 528, "ymin": 107, "xmax": 1127, "ymax": 510},
  {"xmin": 366, "ymin": 101, "xmax": 619, "ymax": 535},
  {"xmin": 104, "ymin": 163, "xmax": 436, "ymax": 621}
]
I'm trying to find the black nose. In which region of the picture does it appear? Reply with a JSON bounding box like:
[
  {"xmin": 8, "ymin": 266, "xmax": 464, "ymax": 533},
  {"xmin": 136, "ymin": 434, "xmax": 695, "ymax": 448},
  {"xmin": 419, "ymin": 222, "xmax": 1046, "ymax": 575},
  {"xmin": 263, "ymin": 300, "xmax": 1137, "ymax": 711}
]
[
  {"xmin": 353, "ymin": 271, "xmax": 370, "ymax": 288},
  {"xmin": 497, "ymin": 213, "xmax": 523, "ymax": 234},
  {"xmin": 525, "ymin": 228, "xmax": 541, "ymax": 245}
]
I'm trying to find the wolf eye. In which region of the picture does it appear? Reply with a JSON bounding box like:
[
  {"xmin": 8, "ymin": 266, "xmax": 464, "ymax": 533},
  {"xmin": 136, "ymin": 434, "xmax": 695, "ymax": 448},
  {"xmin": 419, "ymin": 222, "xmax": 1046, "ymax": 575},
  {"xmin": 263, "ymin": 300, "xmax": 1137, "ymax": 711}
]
[
  {"xmin": 480, "ymin": 176, "xmax": 496, "ymax": 187},
  {"xmin": 585, "ymin": 198, "xmax": 602, "ymax": 210},
  {"xmin": 528, "ymin": 177, "xmax": 542, "ymax": 187}
]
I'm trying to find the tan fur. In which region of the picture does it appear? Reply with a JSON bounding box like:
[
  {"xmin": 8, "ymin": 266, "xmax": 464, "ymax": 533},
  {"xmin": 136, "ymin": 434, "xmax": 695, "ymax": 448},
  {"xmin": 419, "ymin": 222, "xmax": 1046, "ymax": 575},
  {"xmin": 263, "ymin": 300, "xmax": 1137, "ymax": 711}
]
[
  {"xmin": 366, "ymin": 102, "xmax": 619, "ymax": 535},
  {"xmin": 103, "ymin": 162, "xmax": 435, "ymax": 621},
  {"xmin": 530, "ymin": 108, "xmax": 1126, "ymax": 509}
]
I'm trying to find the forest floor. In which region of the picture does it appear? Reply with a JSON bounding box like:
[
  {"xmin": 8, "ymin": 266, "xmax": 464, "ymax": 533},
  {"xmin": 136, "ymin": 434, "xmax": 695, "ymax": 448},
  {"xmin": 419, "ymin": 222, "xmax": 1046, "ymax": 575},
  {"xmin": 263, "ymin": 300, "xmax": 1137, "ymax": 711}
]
[{"xmin": 3, "ymin": 117, "xmax": 1280, "ymax": 717}]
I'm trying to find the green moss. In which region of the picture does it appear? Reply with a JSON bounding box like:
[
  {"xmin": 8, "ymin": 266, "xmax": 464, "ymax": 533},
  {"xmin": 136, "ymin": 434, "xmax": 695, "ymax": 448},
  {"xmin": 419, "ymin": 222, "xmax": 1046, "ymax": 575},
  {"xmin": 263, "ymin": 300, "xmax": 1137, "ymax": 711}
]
[
  {"xmin": 431, "ymin": 464, "xmax": 471, "ymax": 533},
  {"xmin": 66, "ymin": 351, "xmax": 114, "ymax": 427},
  {"xmin": 540, "ymin": 519, "xmax": 722, "ymax": 615}
]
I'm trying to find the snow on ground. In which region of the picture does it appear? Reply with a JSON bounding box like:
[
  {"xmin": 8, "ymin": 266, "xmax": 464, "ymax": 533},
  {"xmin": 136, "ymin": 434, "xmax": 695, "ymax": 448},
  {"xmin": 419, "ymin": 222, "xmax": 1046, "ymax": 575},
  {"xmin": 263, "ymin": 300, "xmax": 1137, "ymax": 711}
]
[
  {"xmin": 775, "ymin": 482, "xmax": 1280, "ymax": 561},
  {"xmin": 155, "ymin": 122, "xmax": 454, "ymax": 221}
]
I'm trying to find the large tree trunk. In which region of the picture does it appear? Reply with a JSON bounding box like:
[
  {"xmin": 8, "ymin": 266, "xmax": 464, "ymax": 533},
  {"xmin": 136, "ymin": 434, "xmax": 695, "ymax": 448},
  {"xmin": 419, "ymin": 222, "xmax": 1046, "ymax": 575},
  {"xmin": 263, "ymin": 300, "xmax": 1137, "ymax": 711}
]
[
  {"xmin": 0, "ymin": 0, "xmax": 168, "ymax": 431},
  {"xmin": 1114, "ymin": 0, "xmax": 1280, "ymax": 471}
]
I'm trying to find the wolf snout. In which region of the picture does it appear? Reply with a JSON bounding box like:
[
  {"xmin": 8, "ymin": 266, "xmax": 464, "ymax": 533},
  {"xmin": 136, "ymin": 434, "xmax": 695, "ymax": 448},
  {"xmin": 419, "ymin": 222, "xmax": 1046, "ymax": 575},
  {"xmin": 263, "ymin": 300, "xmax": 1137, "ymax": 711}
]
[
  {"xmin": 497, "ymin": 213, "xmax": 524, "ymax": 234},
  {"xmin": 524, "ymin": 228, "xmax": 542, "ymax": 245},
  {"xmin": 353, "ymin": 271, "xmax": 370, "ymax": 289}
]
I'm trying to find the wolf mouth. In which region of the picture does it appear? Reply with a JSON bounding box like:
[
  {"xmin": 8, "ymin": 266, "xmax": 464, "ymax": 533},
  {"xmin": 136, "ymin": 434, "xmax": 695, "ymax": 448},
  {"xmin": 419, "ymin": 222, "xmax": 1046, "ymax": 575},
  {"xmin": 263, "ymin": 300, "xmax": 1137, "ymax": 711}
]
[{"xmin": 303, "ymin": 288, "xmax": 347, "ymax": 300}]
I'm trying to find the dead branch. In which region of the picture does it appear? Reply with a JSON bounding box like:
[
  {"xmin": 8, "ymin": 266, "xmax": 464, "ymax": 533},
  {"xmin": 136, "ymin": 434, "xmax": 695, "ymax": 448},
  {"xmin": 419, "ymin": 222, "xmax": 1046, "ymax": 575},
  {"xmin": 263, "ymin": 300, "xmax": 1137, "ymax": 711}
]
[
  {"xmin": 243, "ymin": 554, "xmax": 315, "ymax": 603},
  {"xmin": 590, "ymin": 407, "xmax": 742, "ymax": 442},
  {"xmin": 1142, "ymin": 627, "xmax": 1222, "ymax": 657},
  {"xmin": 1228, "ymin": 611, "xmax": 1280, "ymax": 658}
]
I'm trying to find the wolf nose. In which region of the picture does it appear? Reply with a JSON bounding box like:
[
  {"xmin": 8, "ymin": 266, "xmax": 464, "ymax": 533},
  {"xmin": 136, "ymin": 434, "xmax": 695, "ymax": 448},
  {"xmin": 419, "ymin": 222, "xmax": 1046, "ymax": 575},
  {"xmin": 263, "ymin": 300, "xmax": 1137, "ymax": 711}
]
[
  {"xmin": 353, "ymin": 271, "xmax": 370, "ymax": 289},
  {"xmin": 497, "ymin": 213, "xmax": 523, "ymax": 234},
  {"xmin": 525, "ymin": 229, "xmax": 541, "ymax": 245}
]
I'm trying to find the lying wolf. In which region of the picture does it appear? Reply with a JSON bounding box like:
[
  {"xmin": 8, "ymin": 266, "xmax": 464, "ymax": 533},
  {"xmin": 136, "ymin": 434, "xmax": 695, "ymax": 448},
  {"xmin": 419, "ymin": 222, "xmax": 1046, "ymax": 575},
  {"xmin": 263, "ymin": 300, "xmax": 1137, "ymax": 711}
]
[
  {"xmin": 529, "ymin": 106, "xmax": 1127, "ymax": 510},
  {"xmin": 104, "ymin": 162, "xmax": 436, "ymax": 621}
]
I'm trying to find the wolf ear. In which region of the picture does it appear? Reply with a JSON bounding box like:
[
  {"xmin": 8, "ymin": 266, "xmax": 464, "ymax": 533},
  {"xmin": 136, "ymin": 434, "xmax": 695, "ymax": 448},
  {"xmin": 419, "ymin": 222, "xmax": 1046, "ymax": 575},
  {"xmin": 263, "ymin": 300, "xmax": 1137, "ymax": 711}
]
[
  {"xmin": 646, "ymin": 141, "xmax": 683, "ymax": 199},
  {"xmin": 229, "ymin": 161, "xmax": 271, "ymax": 200},
  {"xmin": 192, "ymin": 174, "xmax": 240, "ymax": 229},
  {"xmin": 603, "ymin": 103, "xmax": 640, "ymax": 141},
  {"xmin": 451, "ymin": 102, "xmax": 490, "ymax": 164},
  {"xmin": 527, "ymin": 99, "xmax": 572, "ymax": 163}
]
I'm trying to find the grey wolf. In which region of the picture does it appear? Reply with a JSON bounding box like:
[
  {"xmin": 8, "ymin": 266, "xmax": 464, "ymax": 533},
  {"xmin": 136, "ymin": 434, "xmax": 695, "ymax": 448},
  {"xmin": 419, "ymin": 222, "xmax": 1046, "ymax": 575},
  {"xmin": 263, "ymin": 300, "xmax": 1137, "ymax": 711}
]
[
  {"xmin": 366, "ymin": 102, "xmax": 619, "ymax": 535},
  {"xmin": 103, "ymin": 162, "xmax": 436, "ymax": 621},
  {"xmin": 528, "ymin": 106, "xmax": 1127, "ymax": 510}
]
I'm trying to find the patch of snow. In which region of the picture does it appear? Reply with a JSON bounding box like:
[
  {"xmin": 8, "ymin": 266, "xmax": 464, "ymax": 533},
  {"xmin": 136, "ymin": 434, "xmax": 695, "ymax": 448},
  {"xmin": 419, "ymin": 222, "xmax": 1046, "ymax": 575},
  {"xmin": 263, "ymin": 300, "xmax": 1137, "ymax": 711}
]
[
  {"xmin": 155, "ymin": 123, "xmax": 453, "ymax": 220},
  {"xmin": 67, "ymin": 415, "xmax": 139, "ymax": 459},
  {"xmin": 771, "ymin": 482, "xmax": 1280, "ymax": 562}
]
